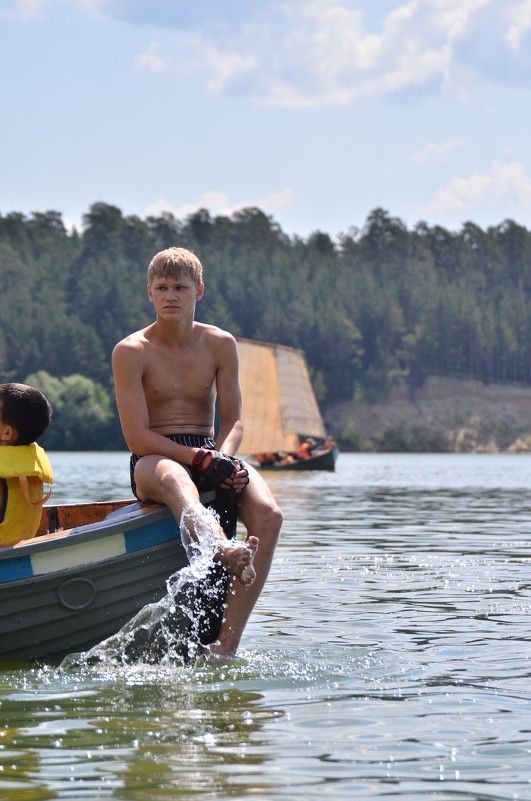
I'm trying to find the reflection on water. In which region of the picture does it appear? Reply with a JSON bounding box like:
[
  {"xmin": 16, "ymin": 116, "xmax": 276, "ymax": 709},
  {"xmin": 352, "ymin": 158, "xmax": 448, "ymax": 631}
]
[
  {"xmin": 1, "ymin": 452, "xmax": 531, "ymax": 799},
  {"xmin": 0, "ymin": 662, "xmax": 277, "ymax": 799}
]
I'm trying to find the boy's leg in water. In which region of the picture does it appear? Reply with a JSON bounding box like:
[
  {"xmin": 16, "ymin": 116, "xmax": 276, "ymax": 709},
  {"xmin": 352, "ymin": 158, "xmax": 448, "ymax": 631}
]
[
  {"xmin": 180, "ymin": 501, "xmax": 257, "ymax": 585},
  {"xmin": 208, "ymin": 463, "xmax": 283, "ymax": 658},
  {"xmin": 134, "ymin": 455, "xmax": 257, "ymax": 584}
]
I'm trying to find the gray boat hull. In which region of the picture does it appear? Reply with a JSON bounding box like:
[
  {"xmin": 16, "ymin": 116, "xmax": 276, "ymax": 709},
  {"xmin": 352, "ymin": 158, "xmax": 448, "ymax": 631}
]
[{"xmin": 0, "ymin": 495, "xmax": 232, "ymax": 662}]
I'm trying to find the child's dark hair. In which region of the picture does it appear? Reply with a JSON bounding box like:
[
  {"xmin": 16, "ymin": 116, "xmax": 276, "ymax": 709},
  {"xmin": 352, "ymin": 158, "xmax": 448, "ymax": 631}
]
[{"xmin": 0, "ymin": 383, "xmax": 52, "ymax": 445}]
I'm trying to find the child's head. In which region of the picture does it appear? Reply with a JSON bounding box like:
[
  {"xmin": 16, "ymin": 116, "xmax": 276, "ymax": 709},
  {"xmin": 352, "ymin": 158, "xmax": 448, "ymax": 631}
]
[
  {"xmin": 147, "ymin": 247, "xmax": 203, "ymax": 289},
  {"xmin": 0, "ymin": 383, "xmax": 52, "ymax": 446}
]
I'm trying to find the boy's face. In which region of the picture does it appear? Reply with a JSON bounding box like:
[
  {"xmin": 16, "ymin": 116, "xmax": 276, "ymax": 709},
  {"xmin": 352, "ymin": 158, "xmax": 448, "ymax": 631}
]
[{"xmin": 147, "ymin": 273, "xmax": 204, "ymax": 320}]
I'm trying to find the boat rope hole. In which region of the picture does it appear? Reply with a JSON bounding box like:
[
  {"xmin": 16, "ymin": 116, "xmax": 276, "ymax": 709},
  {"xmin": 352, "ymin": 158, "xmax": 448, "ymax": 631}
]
[{"xmin": 57, "ymin": 577, "xmax": 97, "ymax": 610}]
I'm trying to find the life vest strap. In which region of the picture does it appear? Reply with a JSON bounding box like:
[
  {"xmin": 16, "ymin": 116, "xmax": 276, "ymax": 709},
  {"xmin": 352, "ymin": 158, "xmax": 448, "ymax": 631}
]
[{"xmin": 18, "ymin": 475, "xmax": 52, "ymax": 506}]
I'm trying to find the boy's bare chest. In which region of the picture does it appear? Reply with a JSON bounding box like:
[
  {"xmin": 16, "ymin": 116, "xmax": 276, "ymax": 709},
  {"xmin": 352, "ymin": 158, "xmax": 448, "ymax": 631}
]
[{"xmin": 142, "ymin": 346, "xmax": 216, "ymax": 404}]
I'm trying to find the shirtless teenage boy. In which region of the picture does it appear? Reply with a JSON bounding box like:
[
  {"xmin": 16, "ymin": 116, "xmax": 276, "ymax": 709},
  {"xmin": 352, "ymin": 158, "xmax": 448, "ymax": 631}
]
[{"xmin": 112, "ymin": 247, "xmax": 283, "ymax": 657}]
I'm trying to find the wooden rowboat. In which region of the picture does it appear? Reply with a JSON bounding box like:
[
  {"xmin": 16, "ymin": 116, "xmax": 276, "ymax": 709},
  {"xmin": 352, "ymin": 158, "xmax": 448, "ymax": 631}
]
[
  {"xmin": 246, "ymin": 445, "xmax": 338, "ymax": 472},
  {"xmin": 236, "ymin": 339, "xmax": 339, "ymax": 471},
  {"xmin": 0, "ymin": 491, "xmax": 233, "ymax": 663}
]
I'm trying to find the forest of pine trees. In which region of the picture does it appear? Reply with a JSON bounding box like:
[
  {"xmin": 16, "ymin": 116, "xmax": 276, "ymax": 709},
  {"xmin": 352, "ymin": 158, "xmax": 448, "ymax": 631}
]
[{"xmin": 1, "ymin": 202, "xmax": 531, "ymax": 449}]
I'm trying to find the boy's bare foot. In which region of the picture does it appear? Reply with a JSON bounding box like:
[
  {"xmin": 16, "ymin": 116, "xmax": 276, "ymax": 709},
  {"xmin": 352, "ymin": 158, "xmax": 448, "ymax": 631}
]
[{"xmin": 215, "ymin": 536, "xmax": 258, "ymax": 585}]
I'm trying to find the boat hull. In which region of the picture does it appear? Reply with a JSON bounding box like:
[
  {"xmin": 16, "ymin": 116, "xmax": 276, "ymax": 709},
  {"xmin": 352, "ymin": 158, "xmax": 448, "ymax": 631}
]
[
  {"xmin": 248, "ymin": 446, "xmax": 338, "ymax": 472},
  {"xmin": 0, "ymin": 494, "xmax": 231, "ymax": 662}
]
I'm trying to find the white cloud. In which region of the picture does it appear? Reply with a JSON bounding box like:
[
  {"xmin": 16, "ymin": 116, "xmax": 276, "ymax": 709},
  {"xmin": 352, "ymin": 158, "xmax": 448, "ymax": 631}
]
[
  {"xmin": 200, "ymin": 44, "xmax": 257, "ymax": 94},
  {"xmin": 76, "ymin": 0, "xmax": 108, "ymax": 15},
  {"xmin": 258, "ymin": 188, "xmax": 295, "ymax": 213},
  {"xmin": 137, "ymin": 42, "xmax": 169, "ymax": 73},
  {"xmin": 505, "ymin": 0, "xmax": 531, "ymax": 50},
  {"xmin": 411, "ymin": 138, "xmax": 466, "ymax": 162},
  {"xmin": 62, "ymin": 214, "xmax": 83, "ymax": 234},
  {"xmin": 76, "ymin": 0, "xmax": 263, "ymax": 30},
  {"xmin": 428, "ymin": 161, "xmax": 531, "ymax": 213},
  {"xmin": 189, "ymin": 0, "xmax": 502, "ymax": 106},
  {"xmin": 10, "ymin": 1, "xmax": 531, "ymax": 107},
  {"xmin": 145, "ymin": 188, "xmax": 294, "ymax": 221},
  {"xmin": 10, "ymin": 0, "xmax": 109, "ymax": 21},
  {"xmin": 13, "ymin": 0, "xmax": 49, "ymax": 20}
]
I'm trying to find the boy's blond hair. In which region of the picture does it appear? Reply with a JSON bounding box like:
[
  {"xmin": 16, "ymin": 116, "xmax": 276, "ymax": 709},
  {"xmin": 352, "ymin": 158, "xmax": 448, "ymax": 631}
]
[{"xmin": 147, "ymin": 247, "xmax": 203, "ymax": 288}]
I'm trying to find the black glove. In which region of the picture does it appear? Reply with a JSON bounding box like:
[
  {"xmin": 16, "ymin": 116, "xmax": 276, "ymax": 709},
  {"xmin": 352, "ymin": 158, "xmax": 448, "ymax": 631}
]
[{"xmin": 190, "ymin": 448, "xmax": 238, "ymax": 491}]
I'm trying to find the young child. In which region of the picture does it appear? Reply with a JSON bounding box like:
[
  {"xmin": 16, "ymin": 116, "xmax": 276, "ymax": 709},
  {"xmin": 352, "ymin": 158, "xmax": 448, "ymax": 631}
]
[{"xmin": 0, "ymin": 383, "xmax": 53, "ymax": 545}]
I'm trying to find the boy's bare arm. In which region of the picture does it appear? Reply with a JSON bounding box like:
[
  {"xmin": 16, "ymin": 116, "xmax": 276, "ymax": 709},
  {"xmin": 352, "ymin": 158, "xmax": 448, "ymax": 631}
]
[
  {"xmin": 112, "ymin": 340, "xmax": 198, "ymax": 466},
  {"xmin": 213, "ymin": 333, "xmax": 244, "ymax": 456}
]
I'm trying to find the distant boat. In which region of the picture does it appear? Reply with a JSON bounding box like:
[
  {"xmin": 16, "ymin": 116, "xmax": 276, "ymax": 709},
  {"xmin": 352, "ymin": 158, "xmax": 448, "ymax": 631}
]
[
  {"xmin": 236, "ymin": 338, "xmax": 338, "ymax": 471},
  {"xmin": 246, "ymin": 445, "xmax": 338, "ymax": 472}
]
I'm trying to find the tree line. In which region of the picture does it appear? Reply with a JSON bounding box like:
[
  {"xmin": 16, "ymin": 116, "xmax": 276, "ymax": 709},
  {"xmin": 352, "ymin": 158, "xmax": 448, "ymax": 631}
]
[{"xmin": 1, "ymin": 202, "xmax": 531, "ymax": 449}]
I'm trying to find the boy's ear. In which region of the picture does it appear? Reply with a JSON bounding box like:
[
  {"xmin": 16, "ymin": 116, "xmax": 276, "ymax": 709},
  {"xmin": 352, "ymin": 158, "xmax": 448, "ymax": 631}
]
[
  {"xmin": 0, "ymin": 424, "xmax": 17, "ymax": 444},
  {"xmin": 196, "ymin": 282, "xmax": 205, "ymax": 301}
]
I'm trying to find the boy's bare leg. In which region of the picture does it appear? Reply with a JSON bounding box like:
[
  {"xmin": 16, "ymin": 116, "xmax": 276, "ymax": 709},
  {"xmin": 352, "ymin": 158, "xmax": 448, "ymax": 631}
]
[
  {"xmin": 215, "ymin": 535, "xmax": 258, "ymax": 585},
  {"xmin": 133, "ymin": 455, "xmax": 255, "ymax": 584},
  {"xmin": 180, "ymin": 500, "xmax": 258, "ymax": 585},
  {"xmin": 208, "ymin": 465, "xmax": 283, "ymax": 657}
]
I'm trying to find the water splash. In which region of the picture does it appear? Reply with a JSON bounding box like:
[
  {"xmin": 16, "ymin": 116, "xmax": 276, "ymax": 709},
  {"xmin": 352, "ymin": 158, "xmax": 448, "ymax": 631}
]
[
  {"xmin": 180, "ymin": 501, "xmax": 221, "ymax": 571},
  {"xmin": 62, "ymin": 504, "xmax": 230, "ymax": 671}
]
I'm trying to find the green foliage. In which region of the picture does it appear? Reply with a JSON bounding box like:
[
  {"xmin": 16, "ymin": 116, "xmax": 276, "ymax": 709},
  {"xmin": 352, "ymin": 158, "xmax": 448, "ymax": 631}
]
[
  {"xmin": 373, "ymin": 427, "xmax": 411, "ymax": 452},
  {"xmin": 338, "ymin": 421, "xmax": 360, "ymax": 451},
  {"xmin": 2, "ymin": 202, "xmax": 531, "ymax": 449},
  {"xmin": 24, "ymin": 371, "xmax": 121, "ymax": 450}
]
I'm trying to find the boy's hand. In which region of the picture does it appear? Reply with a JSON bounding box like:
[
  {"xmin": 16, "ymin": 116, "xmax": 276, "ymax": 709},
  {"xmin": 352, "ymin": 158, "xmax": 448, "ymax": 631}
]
[
  {"xmin": 191, "ymin": 449, "xmax": 237, "ymax": 490},
  {"xmin": 229, "ymin": 459, "xmax": 250, "ymax": 494}
]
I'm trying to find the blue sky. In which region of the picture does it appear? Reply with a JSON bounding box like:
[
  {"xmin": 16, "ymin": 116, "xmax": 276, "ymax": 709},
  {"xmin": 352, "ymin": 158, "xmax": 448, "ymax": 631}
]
[{"xmin": 1, "ymin": 0, "xmax": 531, "ymax": 239}]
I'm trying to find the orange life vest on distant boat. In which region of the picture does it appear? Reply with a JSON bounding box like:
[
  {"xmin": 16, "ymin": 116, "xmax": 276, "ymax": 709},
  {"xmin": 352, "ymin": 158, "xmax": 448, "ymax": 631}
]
[
  {"xmin": 296, "ymin": 442, "xmax": 313, "ymax": 459},
  {"xmin": 0, "ymin": 443, "xmax": 53, "ymax": 546}
]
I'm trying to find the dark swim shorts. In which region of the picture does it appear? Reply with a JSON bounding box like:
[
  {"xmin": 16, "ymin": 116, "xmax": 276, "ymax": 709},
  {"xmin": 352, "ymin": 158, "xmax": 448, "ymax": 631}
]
[{"xmin": 129, "ymin": 433, "xmax": 216, "ymax": 499}]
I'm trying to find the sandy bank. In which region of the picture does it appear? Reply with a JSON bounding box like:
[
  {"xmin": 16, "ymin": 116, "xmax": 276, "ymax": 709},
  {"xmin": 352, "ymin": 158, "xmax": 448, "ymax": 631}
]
[{"xmin": 324, "ymin": 376, "xmax": 531, "ymax": 452}]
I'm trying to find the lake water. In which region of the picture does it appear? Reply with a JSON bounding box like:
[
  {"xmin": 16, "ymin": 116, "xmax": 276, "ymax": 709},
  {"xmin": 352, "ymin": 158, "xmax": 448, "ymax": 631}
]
[{"xmin": 1, "ymin": 452, "xmax": 531, "ymax": 800}]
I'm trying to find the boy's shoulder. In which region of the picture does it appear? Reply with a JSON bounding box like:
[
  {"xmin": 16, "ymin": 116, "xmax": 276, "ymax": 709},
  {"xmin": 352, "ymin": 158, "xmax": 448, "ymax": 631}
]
[{"xmin": 194, "ymin": 321, "xmax": 236, "ymax": 343}]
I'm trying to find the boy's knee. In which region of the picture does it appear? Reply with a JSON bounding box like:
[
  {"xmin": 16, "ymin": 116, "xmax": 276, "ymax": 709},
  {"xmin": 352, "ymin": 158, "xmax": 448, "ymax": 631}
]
[
  {"xmin": 273, "ymin": 503, "xmax": 283, "ymax": 530},
  {"xmin": 261, "ymin": 502, "xmax": 283, "ymax": 540}
]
